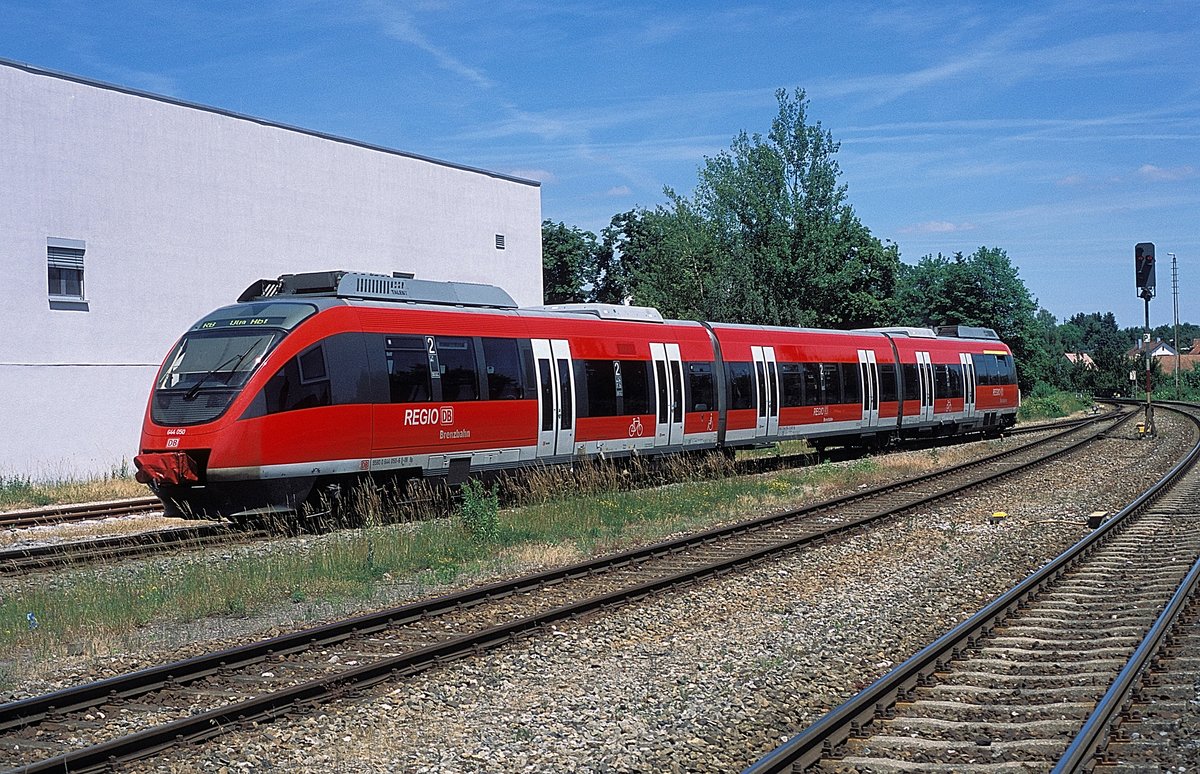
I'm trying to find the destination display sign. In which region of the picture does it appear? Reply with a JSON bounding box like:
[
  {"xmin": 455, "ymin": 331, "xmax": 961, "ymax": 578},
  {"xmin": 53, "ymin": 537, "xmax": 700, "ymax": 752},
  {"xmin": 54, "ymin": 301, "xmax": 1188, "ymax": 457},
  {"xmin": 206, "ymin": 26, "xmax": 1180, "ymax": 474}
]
[{"xmin": 194, "ymin": 316, "xmax": 286, "ymax": 331}]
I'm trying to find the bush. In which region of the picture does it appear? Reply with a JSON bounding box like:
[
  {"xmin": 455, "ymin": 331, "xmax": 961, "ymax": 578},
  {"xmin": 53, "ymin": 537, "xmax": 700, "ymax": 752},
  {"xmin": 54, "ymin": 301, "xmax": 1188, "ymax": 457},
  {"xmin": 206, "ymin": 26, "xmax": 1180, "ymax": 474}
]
[
  {"xmin": 1017, "ymin": 388, "xmax": 1092, "ymax": 421},
  {"xmin": 458, "ymin": 479, "xmax": 500, "ymax": 543}
]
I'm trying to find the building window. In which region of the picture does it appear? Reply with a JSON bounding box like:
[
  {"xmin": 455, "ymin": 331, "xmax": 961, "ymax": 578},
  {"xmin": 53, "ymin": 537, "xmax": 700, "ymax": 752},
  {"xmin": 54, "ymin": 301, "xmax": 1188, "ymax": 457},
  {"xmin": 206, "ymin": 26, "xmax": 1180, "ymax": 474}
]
[
  {"xmin": 495, "ymin": 234, "xmax": 506, "ymax": 249},
  {"xmin": 47, "ymin": 237, "xmax": 88, "ymax": 311}
]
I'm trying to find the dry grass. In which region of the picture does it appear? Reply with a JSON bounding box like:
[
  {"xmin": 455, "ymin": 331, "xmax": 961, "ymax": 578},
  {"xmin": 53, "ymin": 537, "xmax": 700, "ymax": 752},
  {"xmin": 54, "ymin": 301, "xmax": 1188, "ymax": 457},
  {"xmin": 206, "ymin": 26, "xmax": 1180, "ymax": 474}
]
[{"xmin": 0, "ymin": 473, "xmax": 147, "ymax": 512}]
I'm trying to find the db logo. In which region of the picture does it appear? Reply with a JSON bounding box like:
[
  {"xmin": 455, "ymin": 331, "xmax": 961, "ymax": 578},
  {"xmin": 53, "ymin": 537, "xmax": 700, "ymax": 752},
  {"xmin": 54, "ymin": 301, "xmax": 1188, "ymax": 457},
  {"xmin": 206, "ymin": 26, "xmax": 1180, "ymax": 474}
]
[
  {"xmin": 165, "ymin": 438, "xmax": 180, "ymax": 448},
  {"xmin": 404, "ymin": 406, "xmax": 454, "ymax": 426}
]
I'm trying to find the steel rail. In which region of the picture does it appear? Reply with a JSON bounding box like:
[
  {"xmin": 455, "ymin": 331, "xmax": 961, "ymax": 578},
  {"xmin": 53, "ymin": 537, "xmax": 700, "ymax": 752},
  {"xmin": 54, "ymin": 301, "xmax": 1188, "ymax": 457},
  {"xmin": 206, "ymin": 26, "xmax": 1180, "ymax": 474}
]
[
  {"xmin": 0, "ymin": 497, "xmax": 161, "ymax": 529},
  {"xmin": 0, "ymin": 410, "xmax": 1100, "ymax": 531},
  {"xmin": 0, "ymin": 412, "xmax": 1127, "ymax": 772},
  {"xmin": 0, "ymin": 523, "xmax": 256, "ymax": 573},
  {"xmin": 0, "ymin": 410, "xmax": 1119, "ymax": 733},
  {"xmin": 742, "ymin": 402, "xmax": 1200, "ymax": 774}
]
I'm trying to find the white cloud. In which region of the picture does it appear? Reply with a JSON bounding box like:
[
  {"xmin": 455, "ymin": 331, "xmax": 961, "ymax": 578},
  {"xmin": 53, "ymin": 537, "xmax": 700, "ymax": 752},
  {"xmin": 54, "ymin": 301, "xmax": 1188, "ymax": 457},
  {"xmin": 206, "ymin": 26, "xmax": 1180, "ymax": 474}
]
[
  {"xmin": 1137, "ymin": 164, "xmax": 1196, "ymax": 182},
  {"xmin": 900, "ymin": 221, "xmax": 977, "ymax": 234},
  {"xmin": 606, "ymin": 185, "xmax": 632, "ymax": 196}
]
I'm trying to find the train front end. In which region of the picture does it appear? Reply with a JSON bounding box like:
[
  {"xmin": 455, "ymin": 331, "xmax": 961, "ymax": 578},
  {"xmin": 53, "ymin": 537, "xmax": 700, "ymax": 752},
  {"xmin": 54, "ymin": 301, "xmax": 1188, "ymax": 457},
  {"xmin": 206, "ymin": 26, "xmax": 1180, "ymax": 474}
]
[{"xmin": 134, "ymin": 299, "xmax": 320, "ymax": 519}]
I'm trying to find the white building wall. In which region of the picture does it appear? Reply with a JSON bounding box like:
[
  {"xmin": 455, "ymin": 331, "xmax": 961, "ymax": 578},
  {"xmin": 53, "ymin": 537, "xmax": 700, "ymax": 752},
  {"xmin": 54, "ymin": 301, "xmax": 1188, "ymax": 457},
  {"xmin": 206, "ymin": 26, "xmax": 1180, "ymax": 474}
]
[{"xmin": 0, "ymin": 60, "xmax": 543, "ymax": 479}]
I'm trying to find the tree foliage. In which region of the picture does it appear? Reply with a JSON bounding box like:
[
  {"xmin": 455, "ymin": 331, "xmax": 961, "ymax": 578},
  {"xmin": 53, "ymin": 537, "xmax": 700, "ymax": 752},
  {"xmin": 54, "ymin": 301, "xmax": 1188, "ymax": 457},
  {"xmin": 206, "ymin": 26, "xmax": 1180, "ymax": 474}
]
[
  {"xmin": 541, "ymin": 220, "xmax": 599, "ymax": 304},
  {"xmin": 587, "ymin": 88, "xmax": 900, "ymax": 328},
  {"xmin": 539, "ymin": 86, "xmax": 1193, "ymax": 401},
  {"xmin": 892, "ymin": 247, "xmax": 1044, "ymax": 391}
]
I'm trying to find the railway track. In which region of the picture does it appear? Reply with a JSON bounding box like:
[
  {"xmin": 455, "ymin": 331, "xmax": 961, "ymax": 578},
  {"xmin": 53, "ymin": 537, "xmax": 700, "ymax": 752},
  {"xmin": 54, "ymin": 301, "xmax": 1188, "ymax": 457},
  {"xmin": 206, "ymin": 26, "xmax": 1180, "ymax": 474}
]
[
  {"xmin": 0, "ymin": 409, "xmax": 1104, "ymax": 536},
  {"xmin": 0, "ymin": 409, "xmax": 1129, "ymax": 772},
  {"xmin": 0, "ymin": 523, "xmax": 269, "ymax": 574},
  {"xmin": 0, "ymin": 497, "xmax": 161, "ymax": 530},
  {"xmin": 745, "ymin": 401, "xmax": 1200, "ymax": 773}
]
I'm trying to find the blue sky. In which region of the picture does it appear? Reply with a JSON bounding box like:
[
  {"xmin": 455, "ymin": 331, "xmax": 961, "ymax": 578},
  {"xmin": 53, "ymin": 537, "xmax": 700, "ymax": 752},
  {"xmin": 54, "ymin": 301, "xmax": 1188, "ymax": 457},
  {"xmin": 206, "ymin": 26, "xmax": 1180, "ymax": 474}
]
[{"xmin": 3, "ymin": 1, "xmax": 1197, "ymax": 329}]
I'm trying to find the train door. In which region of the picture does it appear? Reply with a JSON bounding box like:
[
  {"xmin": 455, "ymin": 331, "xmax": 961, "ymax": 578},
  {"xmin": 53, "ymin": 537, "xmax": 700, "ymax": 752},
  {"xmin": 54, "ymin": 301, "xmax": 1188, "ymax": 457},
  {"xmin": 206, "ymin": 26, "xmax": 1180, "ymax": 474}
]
[
  {"xmin": 916, "ymin": 351, "xmax": 935, "ymax": 423},
  {"xmin": 650, "ymin": 342, "xmax": 685, "ymax": 447},
  {"xmin": 959, "ymin": 353, "xmax": 977, "ymax": 419},
  {"xmin": 532, "ymin": 338, "xmax": 576, "ymax": 458},
  {"xmin": 857, "ymin": 349, "xmax": 879, "ymax": 427},
  {"xmin": 751, "ymin": 346, "xmax": 780, "ymax": 438}
]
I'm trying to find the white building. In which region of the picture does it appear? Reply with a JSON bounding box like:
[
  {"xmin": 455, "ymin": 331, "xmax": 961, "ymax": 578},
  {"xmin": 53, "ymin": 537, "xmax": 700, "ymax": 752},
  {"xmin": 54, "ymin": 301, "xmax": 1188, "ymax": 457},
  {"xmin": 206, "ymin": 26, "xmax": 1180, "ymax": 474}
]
[{"xmin": 0, "ymin": 59, "xmax": 543, "ymax": 479}]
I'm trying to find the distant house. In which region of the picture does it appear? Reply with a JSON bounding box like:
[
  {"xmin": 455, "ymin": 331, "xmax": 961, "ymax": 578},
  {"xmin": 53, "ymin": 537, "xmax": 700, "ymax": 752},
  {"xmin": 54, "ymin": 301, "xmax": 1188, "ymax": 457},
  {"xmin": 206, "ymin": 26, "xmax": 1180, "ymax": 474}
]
[
  {"xmin": 1126, "ymin": 339, "xmax": 1200, "ymax": 375},
  {"xmin": 1064, "ymin": 352, "xmax": 1096, "ymax": 369},
  {"xmin": 1126, "ymin": 339, "xmax": 1179, "ymax": 359}
]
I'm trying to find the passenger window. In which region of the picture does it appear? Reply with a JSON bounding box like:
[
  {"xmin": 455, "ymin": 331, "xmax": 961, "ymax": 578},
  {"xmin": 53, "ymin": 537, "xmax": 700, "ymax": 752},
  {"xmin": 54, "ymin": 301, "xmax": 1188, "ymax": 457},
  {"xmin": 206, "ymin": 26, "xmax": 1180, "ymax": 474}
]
[
  {"xmin": 801, "ymin": 363, "xmax": 822, "ymax": 406},
  {"xmin": 482, "ymin": 338, "xmax": 525, "ymax": 400},
  {"xmin": 622, "ymin": 361, "xmax": 652, "ymax": 415},
  {"xmin": 725, "ymin": 362, "xmax": 754, "ymax": 411},
  {"xmin": 387, "ymin": 336, "xmax": 433, "ymax": 403},
  {"xmin": 902, "ymin": 364, "xmax": 920, "ymax": 401},
  {"xmin": 687, "ymin": 362, "xmax": 715, "ymax": 412},
  {"xmin": 779, "ymin": 363, "xmax": 803, "ymax": 408},
  {"xmin": 582, "ymin": 360, "xmax": 619, "ymax": 417},
  {"xmin": 840, "ymin": 363, "xmax": 860, "ymax": 405},
  {"xmin": 437, "ymin": 337, "xmax": 479, "ymax": 401},
  {"xmin": 879, "ymin": 363, "xmax": 898, "ymax": 403},
  {"xmin": 821, "ymin": 363, "xmax": 842, "ymax": 404}
]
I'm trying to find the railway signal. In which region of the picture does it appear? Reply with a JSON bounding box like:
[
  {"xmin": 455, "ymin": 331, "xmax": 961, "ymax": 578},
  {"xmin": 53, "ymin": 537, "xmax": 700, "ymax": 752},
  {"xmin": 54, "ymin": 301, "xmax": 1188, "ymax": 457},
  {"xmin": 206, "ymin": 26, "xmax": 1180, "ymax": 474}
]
[
  {"xmin": 1135, "ymin": 242, "xmax": 1156, "ymax": 298},
  {"xmin": 1135, "ymin": 242, "xmax": 1156, "ymax": 436}
]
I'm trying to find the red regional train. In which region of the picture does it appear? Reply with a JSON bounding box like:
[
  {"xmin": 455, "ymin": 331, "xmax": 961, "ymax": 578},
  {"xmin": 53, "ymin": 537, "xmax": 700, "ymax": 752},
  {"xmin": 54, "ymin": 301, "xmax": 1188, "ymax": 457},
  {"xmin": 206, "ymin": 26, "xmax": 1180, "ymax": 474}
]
[{"xmin": 134, "ymin": 271, "xmax": 1019, "ymax": 521}]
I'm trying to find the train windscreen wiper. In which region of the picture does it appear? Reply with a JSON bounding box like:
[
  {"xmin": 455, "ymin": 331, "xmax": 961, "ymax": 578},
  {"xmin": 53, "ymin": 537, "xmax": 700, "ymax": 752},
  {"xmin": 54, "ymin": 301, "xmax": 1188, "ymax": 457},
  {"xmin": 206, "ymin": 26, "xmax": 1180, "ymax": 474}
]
[{"xmin": 182, "ymin": 343, "xmax": 258, "ymax": 401}]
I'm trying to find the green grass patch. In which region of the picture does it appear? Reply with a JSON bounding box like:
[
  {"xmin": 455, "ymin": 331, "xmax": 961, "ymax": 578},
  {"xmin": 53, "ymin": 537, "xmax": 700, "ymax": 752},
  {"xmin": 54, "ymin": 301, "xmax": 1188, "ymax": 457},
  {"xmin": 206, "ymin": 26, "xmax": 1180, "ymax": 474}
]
[
  {"xmin": 1017, "ymin": 386, "xmax": 1093, "ymax": 422},
  {"xmin": 1, "ymin": 455, "xmax": 892, "ymax": 672}
]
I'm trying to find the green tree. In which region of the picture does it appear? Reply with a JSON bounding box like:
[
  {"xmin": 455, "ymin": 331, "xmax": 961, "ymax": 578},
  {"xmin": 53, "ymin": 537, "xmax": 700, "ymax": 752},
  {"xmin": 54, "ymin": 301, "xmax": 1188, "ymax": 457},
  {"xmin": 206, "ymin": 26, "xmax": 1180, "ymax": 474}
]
[
  {"xmin": 541, "ymin": 220, "xmax": 599, "ymax": 304},
  {"xmin": 893, "ymin": 247, "xmax": 1044, "ymax": 392},
  {"xmin": 612, "ymin": 88, "xmax": 898, "ymax": 327}
]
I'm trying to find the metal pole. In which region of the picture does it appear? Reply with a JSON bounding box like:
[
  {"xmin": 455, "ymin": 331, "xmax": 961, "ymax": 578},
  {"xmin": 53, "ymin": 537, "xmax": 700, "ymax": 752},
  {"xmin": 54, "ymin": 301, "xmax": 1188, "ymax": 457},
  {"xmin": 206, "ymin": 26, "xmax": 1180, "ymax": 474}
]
[
  {"xmin": 1145, "ymin": 294, "xmax": 1155, "ymax": 436},
  {"xmin": 1171, "ymin": 252, "xmax": 1179, "ymax": 399}
]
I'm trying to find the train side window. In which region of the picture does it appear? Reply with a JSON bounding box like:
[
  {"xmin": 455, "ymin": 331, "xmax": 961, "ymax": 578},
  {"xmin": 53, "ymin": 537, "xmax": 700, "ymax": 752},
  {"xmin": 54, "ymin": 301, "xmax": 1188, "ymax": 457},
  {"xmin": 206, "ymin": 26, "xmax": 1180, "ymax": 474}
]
[
  {"xmin": 948, "ymin": 364, "xmax": 964, "ymax": 399},
  {"xmin": 995, "ymin": 355, "xmax": 1016, "ymax": 385},
  {"xmin": 879, "ymin": 363, "xmax": 898, "ymax": 403},
  {"xmin": 902, "ymin": 364, "xmax": 920, "ymax": 401},
  {"xmin": 972, "ymin": 354, "xmax": 992, "ymax": 386},
  {"xmin": 386, "ymin": 336, "xmax": 433, "ymax": 403},
  {"xmin": 801, "ymin": 363, "xmax": 821, "ymax": 406},
  {"xmin": 298, "ymin": 344, "xmax": 327, "ymax": 383},
  {"xmin": 779, "ymin": 363, "xmax": 803, "ymax": 408},
  {"xmin": 725, "ymin": 362, "xmax": 754, "ymax": 411},
  {"xmin": 821, "ymin": 363, "xmax": 842, "ymax": 404},
  {"xmin": 840, "ymin": 363, "xmax": 860, "ymax": 405},
  {"xmin": 687, "ymin": 362, "xmax": 714, "ymax": 411},
  {"xmin": 622, "ymin": 361, "xmax": 652, "ymax": 415},
  {"xmin": 481, "ymin": 338, "xmax": 525, "ymax": 400},
  {"xmin": 264, "ymin": 343, "xmax": 332, "ymax": 414},
  {"xmin": 582, "ymin": 360, "xmax": 619, "ymax": 417},
  {"xmin": 437, "ymin": 337, "xmax": 479, "ymax": 401},
  {"xmin": 934, "ymin": 364, "xmax": 951, "ymax": 397}
]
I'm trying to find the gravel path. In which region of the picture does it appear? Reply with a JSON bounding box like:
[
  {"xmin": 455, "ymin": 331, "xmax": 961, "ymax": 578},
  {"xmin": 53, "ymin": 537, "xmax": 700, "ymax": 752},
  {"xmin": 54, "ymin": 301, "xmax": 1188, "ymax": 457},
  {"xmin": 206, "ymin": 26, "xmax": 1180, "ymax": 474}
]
[{"xmin": 98, "ymin": 414, "xmax": 1193, "ymax": 772}]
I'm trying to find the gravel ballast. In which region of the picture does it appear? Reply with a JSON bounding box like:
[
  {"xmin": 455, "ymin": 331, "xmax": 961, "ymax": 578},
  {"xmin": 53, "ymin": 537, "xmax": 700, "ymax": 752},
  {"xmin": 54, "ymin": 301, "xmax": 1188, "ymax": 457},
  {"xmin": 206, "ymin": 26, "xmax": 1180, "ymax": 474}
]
[{"xmin": 89, "ymin": 415, "xmax": 1196, "ymax": 772}]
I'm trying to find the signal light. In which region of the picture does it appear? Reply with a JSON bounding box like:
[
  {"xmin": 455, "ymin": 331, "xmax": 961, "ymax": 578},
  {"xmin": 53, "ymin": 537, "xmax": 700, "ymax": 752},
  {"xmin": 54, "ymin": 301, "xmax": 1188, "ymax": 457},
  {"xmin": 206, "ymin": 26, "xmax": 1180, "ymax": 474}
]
[{"xmin": 1135, "ymin": 242, "xmax": 1156, "ymax": 295}]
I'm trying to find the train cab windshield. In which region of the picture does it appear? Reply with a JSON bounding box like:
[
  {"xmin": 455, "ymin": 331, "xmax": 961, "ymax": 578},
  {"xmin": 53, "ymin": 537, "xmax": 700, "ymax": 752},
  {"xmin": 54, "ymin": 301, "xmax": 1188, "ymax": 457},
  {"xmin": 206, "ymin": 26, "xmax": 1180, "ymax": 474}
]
[
  {"xmin": 157, "ymin": 329, "xmax": 281, "ymax": 393},
  {"xmin": 150, "ymin": 302, "xmax": 317, "ymax": 425}
]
